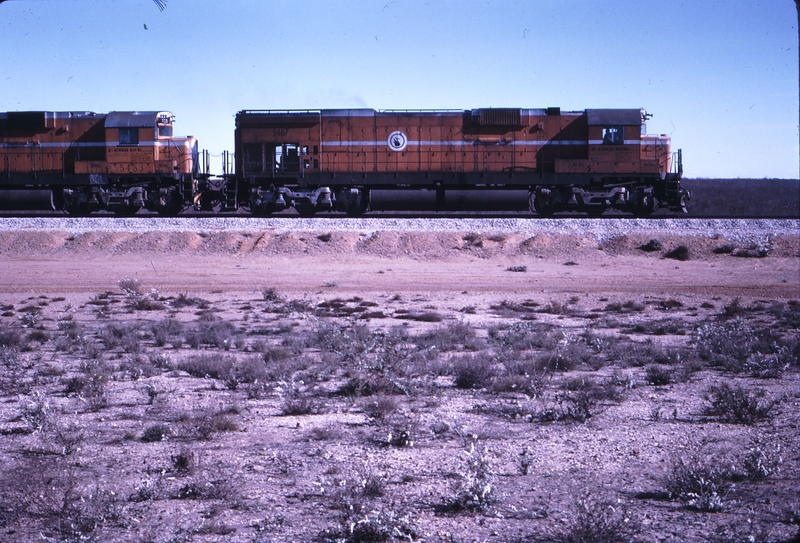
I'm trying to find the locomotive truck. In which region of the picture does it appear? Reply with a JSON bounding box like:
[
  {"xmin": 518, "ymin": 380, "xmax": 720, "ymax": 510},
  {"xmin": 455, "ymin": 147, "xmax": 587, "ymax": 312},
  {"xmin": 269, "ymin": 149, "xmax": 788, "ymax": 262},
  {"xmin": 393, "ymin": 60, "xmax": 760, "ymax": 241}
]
[
  {"xmin": 0, "ymin": 110, "xmax": 197, "ymax": 215},
  {"xmin": 1, "ymin": 107, "xmax": 687, "ymax": 216}
]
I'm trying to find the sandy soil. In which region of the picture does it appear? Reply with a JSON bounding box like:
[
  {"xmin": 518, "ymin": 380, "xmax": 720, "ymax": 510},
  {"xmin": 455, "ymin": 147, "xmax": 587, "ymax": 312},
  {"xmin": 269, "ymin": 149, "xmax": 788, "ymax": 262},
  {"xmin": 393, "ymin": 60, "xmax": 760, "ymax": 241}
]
[
  {"xmin": 0, "ymin": 230, "xmax": 797, "ymax": 299},
  {"xmin": 0, "ymin": 228, "xmax": 798, "ymax": 543}
]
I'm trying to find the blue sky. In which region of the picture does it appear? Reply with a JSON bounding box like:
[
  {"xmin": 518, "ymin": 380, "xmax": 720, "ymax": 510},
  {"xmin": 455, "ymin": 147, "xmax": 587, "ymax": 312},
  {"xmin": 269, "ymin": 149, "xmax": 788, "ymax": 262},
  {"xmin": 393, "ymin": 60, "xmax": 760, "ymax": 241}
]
[{"xmin": 1, "ymin": 0, "xmax": 797, "ymax": 178}]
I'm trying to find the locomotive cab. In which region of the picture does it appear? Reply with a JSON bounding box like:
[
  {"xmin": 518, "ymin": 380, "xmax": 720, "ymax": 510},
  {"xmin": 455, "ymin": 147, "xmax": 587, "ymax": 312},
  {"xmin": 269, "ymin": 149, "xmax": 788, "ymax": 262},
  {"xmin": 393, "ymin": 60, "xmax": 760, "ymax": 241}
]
[{"xmin": 66, "ymin": 111, "xmax": 196, "ymax": 214}]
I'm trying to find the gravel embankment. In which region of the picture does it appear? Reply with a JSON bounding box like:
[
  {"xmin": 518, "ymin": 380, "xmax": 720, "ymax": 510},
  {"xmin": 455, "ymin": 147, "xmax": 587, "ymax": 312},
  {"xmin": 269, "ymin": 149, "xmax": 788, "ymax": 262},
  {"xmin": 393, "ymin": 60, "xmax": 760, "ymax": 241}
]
[{"xmin": 0, "ymin": 217, "xmax": 796, "ymax": 243}]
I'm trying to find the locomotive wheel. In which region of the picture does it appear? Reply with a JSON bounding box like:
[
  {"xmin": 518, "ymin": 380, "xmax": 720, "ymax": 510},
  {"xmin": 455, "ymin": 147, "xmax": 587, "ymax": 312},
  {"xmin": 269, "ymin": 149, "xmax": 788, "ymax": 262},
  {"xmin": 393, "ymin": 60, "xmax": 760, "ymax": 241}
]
[
  {"xmin": 157, "ymin": 193, "xmax": 184, "ymax": 216},
  {"xmin": 337, "ymin": 188, "xmax": 368, "ymax": 216},
  {"xmin": 632, "ymin": 191, "xmax": 655, "ymax": 217},
  {"xmin": 533, "ymin": 194, "xmax": 556, "ymax": 216}
]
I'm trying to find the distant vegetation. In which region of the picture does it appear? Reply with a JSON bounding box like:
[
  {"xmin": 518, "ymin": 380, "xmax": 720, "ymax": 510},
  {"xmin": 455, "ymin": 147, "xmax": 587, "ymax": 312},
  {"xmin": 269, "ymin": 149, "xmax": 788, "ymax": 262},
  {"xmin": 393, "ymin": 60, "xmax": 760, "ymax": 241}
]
[{"xmin": 682, "ymin": 178, "xmax": 800, "ymax": 217}]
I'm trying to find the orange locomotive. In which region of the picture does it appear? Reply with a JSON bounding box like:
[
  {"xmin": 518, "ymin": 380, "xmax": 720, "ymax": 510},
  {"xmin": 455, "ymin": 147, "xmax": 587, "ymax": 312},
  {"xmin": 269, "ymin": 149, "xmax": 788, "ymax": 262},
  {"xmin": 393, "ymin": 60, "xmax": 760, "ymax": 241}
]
[
  {"xmin": 0, "ymin": 111, "xmax": 197, "ymax": 214},
  {"xmin": 1, "ymin": 106, "xmax": 687, "ymax": 216},
  {"xmin": 236, "ymin": 107, "xmax": 686, "ymax": 216}
]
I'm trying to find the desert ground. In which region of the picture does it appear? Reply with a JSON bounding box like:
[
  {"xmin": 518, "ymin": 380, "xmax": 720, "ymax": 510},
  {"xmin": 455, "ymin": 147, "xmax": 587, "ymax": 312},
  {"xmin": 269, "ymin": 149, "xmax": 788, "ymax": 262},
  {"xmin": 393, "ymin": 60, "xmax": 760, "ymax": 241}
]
[{"xmin": 0, "ymin": 222, "xmax": 798, "ymax": 543}]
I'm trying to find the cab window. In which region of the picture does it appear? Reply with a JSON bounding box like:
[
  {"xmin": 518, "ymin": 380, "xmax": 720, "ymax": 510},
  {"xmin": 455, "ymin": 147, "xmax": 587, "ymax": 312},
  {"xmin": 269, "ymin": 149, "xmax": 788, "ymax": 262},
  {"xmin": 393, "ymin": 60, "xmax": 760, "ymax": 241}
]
[
  {"xmin": 158, "ymin": 124, "xmax": 173, "ymax": 137},
  {"xmin": 119, "ymin": 128, "xmax": 139, "ymax": 145},
  {"xmin": 602, "ymin": 126, "xmax": 623, "ymax": 145}
]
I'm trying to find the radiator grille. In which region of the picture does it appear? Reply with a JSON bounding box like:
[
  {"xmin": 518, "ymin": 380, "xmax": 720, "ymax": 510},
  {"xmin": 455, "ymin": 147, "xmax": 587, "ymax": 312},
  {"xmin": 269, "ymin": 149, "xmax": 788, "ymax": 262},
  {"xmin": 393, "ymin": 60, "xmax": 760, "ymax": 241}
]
[{"xmin": 478, "ymin": 108, "xmax": 521, "ymax": 126}]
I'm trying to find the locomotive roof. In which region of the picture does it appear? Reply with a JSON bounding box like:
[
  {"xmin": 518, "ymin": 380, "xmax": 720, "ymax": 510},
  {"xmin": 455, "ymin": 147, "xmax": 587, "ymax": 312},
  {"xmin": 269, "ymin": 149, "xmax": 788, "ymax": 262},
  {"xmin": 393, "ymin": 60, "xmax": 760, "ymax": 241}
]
[
  {"xmin": 586, "ymin": 109, "xmax": 643, "ymax": 126},
  {"xmin": 106, "ymin": 111, "xmax": 173, "ymax": 128},
  {"xmin": 236, "ymin": 108, "xmax": 640, "ymax": 119}
]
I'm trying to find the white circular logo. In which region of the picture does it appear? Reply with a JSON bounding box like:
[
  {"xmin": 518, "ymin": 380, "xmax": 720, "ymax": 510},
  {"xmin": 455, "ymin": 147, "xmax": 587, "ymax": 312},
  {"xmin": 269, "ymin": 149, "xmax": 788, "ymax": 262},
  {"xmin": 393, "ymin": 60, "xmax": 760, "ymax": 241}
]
[{"xmin": 387, "ymin": 131, "xmax": 408, "ymax": 151}]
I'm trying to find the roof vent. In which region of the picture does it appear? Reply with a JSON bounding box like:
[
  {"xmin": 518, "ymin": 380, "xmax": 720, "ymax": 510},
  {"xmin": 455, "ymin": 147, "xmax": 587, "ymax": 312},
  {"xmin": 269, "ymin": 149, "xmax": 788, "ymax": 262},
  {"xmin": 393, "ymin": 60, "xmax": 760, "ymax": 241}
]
[{"xmin": 475, "ymin": 108, "xmax": 521, "ymax": 126}]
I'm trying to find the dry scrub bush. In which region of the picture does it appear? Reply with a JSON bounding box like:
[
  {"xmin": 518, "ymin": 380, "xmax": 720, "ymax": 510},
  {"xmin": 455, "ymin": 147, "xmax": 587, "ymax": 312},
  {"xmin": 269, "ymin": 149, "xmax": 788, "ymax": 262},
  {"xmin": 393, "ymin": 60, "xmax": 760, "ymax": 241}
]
[
  {"xmin": 417, "ymin": 321, "xmax": 480, "ymax": 352},
  {"xmin": 184, "ymin": 315, "xmax": 239, "ymax": 350},
  {"xmin": 180, "ymin": 409, "xmax": 240, "ymax": 440},
  {"xmin": 21, "ymin": 389, "xmax": 51, "ymax": 432},
  {"xmin": 2, "ymin": 459, "xmax": 121, "ymax": 541},
  {"xmin": 440, "ymin": 442, "xmax": 495, "ymax": 513},
  {"xmin": 665, "ymin": 454, "xmax": 735, "ymax": 512},
  {"xmin": 645, "ymin": 364, "xmax": 672, "ymax": 386},
  {"xmin": 151, "ymin": 318, "xmax": 183, "ymax": 347},
  {"xmin": 705, "ymin": 382, "xmax": 778, "ymax": 424},
  {"xmin": 452, "ymin": 352, "xmax": 495, "ymax": 389},
  {"xmin": 141, "ymin": 424, "xmax": 171, "ymax": 443},
  {"xmin": 1, "ymin": 346, "xmax": 32, "ymax": 395},
  {"xmin": 695, "ymin": 319, "xmax": 786, "ymax": 374},
  {"xmin": 99, "ymin": 322, "xmax": 143, "ymax": 353},
  {"xmin": 553, "ymin": 498, "xmax": 637, "ymax": 543},
  {"xmin": 177, "ymin": 353, "xmax": 236, "ymax": 380}
]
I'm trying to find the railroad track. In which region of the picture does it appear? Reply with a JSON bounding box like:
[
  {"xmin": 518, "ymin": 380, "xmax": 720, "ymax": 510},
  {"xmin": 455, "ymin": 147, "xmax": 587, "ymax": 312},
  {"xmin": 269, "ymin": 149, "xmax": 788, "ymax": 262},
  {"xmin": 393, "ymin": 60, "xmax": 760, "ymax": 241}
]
[{"xmin": 0, "ymin": 210, "xmax": 796, "ymax": 220}]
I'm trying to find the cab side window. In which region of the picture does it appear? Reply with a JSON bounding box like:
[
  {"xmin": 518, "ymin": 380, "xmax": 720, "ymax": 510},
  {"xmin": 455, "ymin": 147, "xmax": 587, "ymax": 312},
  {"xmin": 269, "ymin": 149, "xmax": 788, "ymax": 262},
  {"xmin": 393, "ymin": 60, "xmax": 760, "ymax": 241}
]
[
  {"xmin": 602, "ymin": 126, "xmax": 623, "ymax": 145},
  {"xmin": 119, "ymin": 128, "xmax": 139, "ymax": 145}
]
